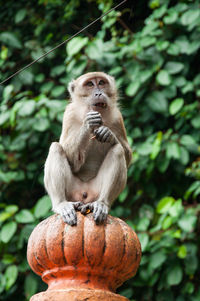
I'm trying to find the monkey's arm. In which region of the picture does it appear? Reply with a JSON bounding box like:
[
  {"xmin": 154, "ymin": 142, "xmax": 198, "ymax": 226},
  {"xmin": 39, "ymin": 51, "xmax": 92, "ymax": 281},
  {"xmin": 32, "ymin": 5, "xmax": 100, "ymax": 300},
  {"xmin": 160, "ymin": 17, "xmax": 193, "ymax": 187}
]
[{"xmin": 60, "ymin": 110, "xmax": 102, "ymax": 173}]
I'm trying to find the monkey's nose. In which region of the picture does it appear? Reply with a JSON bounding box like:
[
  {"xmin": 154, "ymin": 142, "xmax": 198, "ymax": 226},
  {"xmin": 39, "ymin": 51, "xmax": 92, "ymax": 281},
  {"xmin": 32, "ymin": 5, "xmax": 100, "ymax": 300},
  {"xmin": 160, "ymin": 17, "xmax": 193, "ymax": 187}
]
[{"xmin": 95, "ymin": 92, "xmax": 102, "ymax": 97}]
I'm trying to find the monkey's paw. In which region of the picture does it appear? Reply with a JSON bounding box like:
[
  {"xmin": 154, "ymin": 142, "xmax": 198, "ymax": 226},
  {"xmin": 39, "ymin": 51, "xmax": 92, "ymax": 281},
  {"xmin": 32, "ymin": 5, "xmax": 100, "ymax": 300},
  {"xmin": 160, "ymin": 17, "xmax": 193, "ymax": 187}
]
[
  {"xmin": 80, "ymin": 201, "xmax": 109, "ymax": 224},
  {"xmin": 54, "ymin": 201, "xmax": 82, "ymax": 226},
  {"xmin": 94, "ymin": 126, "xmax": 116, "ymax": 145},
  {"xmin": 85, "ymin": 111, "xmax": 102, "ymax": 131}
]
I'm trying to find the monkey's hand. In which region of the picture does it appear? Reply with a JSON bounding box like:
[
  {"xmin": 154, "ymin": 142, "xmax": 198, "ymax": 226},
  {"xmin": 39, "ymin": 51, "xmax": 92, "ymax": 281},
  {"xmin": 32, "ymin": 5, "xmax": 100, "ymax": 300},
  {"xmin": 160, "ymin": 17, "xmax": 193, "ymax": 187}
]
[
  {"xmin": 84, "ymin": 111, "xmax": 102, "ymax": 132},
  {"xmin": 94, "ymin": 126, "xmax": 117, "ymax": 145},
  {"xmin": 54, "ymin": 201, "xmax": 82, "ymax": 226},
  {"xmin": 80, "ymin": 201, "xmax": 109, "ymax": 224}
]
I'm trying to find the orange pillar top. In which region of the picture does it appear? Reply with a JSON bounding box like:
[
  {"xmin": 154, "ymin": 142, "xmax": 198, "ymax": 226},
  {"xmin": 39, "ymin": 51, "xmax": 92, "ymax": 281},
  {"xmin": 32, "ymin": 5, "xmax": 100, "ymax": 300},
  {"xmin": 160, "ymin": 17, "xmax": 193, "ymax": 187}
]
[{"xmin": 27, "ymin": 212, "xmax": 141, "ymax": 301}]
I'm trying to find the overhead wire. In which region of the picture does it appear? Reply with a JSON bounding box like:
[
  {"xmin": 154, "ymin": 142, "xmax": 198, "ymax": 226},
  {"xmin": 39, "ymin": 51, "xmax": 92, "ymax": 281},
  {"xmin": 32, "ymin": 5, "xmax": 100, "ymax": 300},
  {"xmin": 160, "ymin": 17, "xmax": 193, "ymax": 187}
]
[{"xmin": 0, "ymin": 0, "xmax": 127, "ymax": 85}]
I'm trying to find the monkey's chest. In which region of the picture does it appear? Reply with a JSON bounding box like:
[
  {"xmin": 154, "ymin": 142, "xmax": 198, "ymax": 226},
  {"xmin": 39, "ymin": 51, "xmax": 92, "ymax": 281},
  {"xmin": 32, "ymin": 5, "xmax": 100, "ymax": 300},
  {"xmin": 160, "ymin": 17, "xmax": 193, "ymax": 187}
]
[{"xmin": 75, "ymin": 142, "xmax": 111, "ymax": 182}]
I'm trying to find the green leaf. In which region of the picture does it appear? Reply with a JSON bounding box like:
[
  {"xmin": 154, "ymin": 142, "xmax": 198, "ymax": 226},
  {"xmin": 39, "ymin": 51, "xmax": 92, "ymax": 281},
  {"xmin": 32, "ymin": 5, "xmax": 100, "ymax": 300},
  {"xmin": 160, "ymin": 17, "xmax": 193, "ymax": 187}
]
[
  {"xmin": 41, "ymin": 82, "xmax": 54, "ymax": 94},
  {"xmin": 18, "ymin": 100, "xmax": 36, "ymax": 117},
  {"xmin": 3, "ymin": 85, "xmax": 14, "ymax": 101},
  {"xmin": 2, "ymin": 254, "xmax": 16, "ymax": 265},
  {"xmin": 142, "ymin": 21, "xmax": 159, "ymax": 35},
  {"xmin": 163, "ymin": 10, "xmax": 178, "ymax": 24},
  {"xmin": 157, "ymin": 197, "xmax": 175, "ymax": 214},
  {"xmin": 165, "ymin": 62, "xmax": 184, "ymax": 74},
  {"xmin": 50, "ymin": 65, "xmax": 65, "ymax": 77},
  {"xmin": 152, "ymin": 4, "xmax": 167, "ymax": 18},
  {"xmin": 167, "ymin": 265, "xmax": 183, "ymax": 285},
  {"xmin": 66, "ymin": 37, "xmax": 88, "ymax": 57},
  {"xmin": 181, "ymin": 82, "xmax": 193, "ymax": 94},
  {"xmin": 179, "ymin": 146, "xmax": 189, "ymax": 165},
  {"xmin": 177, "ymin": 245, "xmax": 187, "ymax": 259},
  {"xmin": 24, "ymin": 273, "xmax": 38, "ymax": 299},
  {"xmin": 15, "ymin": 9, "xmax": 26, "ymax": 23},
  {"xmin": 5, "ymin": 205, "xmax": 18, "ymax": 214},
  {"xmin": 120, "ymin": 288, "xmax": 133, "ymax": 299},
  {"xmin": 34, "ymin": 196, "xmax": 51, "ymax": 218},
  {"xmin": 137, "ymin": 142, "xmax": 152, "ymax": 156},
  {"xmin": 169, "ymin": 98, "xmax": 184, "ymax": 115},
  {"xmin": 156, "ymin": 40, "xmax": 169, "ymax": 51},
  {"xmin": 181, "ymin": 10, "xmax": 200, "ymax": 26},
  {"xmin": 1, "ymin": 221, "xmax": 17, "ymax": 243},
  {"xmin": 33, "ymin": 118, "xmax": 50, "ymax": 132},
  {"xmin": 150, "ymin": 131, "xmax": 163, "ymax": 160},
  {"xmin": 169, "ymin": 199, "xmax": 183, "ymax": 217},
  {"xmin": 35, "ymin": 73, "xmax": 45, "ymax": 83},
  {"xmin": 178, "ymin": 214, "xmax": 197, "ymax": 232},
  {"xmin": 5, "ymin": 265, "xmax": 18, "ymax": 290},
  {"xmin": 157, "ymin": 156, "xmax": 170, "ymax": 173},
  {"xmin": 0, "ymin": 274, "xmax": 6, "ymax": 294},
  {"xmin": 163, "ymin": 85, "xmax": 177, "ymax": 98},
  {"xmin": 119, "ymin": 187, "xmax": 129, "ymax": 203},
  {"xmin": 137, "ymin": 217, "xmax": 150, "ymax": 231},
  {"xmin": 174, "ymin": 76, "xmax": 187, "ymax": 87},
  {"xmin": 0, "ymin": 212, "xmax": 12, "ymax": 222},
  {"xmin": 167, "ymin": 44, "xmax": 180, "ymax": 56},
  {"xmin": 140, "ymin": 36, "xmax": 156, "ymax": 48},
  {"xmin": 138, "ymin": 233, "xmax": 149, "ymax": 251},
  {"xmin": 85, "ymin": 39, "xmax": 103, "ymax": 60},
  {"xmin": 184, "ymin": 282, "xmax": 194, "ymax": 295},
  {"xmin": 15, "ymin": 209, "xmax": 35, "ymax": 223},
  {"xmin": 149, "ymin": 251, "xmax": 166, "ymax": 270},
  {"xmin": 175, "ymin": 36, "xmax": 190, "ymax": 54},
  {"xmin": 19, "ymin": 70, "xmax": 34, "ymax": 85},
  {"xmin": 0, "ymin": 32, "xmax": 22, "ymax": 49},
  {"xmin": 166, "ymin": 141, "xmax": 180, "ymax": 159},
  {"xmin": 126, "ymin": 82, "xmax": 140, "ymax": 97},
  {"xmin": 191, "ymin": 116, "xmax": 200, "ymax": 129},
  {"xmin": 1, "ymin": 46, "xmax": 8, "ymax": 60},
  {"xmin": 156, "ymin": 70, "xmax": 171, "ymax": 86},
  {"xmin": 0, "ymin": 112, "xmax": 10, "ymax": 126},
  {"xmin": 51, "ymin": 86, "xmax": 65, "ymax": 97},
  {"xmin": 162, "ymin": 216, "xmax": 173, "ymax": 230},
  {"xmin": 147, "ymin": 91, "xmax": 168, "ymax": 114},
  {"xmin": 180, "ymin": 135, "xmax": 196, "ymax": 146}
]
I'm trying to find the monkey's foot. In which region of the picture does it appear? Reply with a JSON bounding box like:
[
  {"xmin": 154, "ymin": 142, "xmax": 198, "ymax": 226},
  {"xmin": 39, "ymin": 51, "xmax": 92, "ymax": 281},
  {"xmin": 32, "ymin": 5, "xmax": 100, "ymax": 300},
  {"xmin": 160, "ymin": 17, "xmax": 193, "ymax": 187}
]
[
  {"xmin": 80, "ymin": 201, "xmax": 109, "ymax": 224},
  {"xmin": 54, "ymin": 201, "xmax": 82, "ymax": 226}
]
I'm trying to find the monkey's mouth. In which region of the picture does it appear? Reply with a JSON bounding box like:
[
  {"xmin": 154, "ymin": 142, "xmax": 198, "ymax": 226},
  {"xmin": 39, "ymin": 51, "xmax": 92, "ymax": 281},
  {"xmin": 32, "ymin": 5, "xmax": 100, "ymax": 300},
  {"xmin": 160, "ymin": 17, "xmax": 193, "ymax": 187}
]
[{"xmin": 92, "ymin": 102, "xmax": 107, "ymax": 109}]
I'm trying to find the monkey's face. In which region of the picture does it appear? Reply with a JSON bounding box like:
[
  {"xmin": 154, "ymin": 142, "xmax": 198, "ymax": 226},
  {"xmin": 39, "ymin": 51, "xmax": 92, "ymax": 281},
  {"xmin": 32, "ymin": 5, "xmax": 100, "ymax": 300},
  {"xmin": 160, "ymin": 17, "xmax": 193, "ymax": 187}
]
[{"xmin": 68, "ymin": 72, "xmax": 118, "ymax": 111}]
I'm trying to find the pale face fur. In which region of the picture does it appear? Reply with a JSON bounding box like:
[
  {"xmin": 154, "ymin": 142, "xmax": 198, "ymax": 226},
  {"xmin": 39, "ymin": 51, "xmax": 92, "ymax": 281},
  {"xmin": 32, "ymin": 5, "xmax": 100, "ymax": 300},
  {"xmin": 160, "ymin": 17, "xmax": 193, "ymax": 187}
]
[{"xmin": 68, "ymin": 72, "xmax": 118, "ymax": 111}]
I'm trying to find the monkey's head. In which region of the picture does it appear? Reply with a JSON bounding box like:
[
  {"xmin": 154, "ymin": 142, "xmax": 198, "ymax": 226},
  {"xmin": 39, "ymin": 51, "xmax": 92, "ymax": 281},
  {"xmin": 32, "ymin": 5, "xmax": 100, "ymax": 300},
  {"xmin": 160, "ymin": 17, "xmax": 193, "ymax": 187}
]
[{"xmin": 68, "ymin": 72, "xmax": 118, "ymax": 111}]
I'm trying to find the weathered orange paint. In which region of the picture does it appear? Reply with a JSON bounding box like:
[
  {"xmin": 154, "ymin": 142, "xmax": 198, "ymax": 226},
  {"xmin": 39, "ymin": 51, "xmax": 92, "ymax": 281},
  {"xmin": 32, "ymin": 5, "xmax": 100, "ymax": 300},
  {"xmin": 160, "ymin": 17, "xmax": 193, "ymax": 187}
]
[{"xmin": 27, "ymin": 212, "xmax": 141, "ymax": 301}]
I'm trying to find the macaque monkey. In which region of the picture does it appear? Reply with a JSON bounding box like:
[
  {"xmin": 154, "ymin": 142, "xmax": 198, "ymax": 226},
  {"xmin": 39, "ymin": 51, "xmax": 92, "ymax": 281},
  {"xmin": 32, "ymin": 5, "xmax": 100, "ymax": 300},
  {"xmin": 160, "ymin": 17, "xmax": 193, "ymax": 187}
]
[{"xmin": 44, "ymin": 72, "xmax": 132, "ymax": 226}]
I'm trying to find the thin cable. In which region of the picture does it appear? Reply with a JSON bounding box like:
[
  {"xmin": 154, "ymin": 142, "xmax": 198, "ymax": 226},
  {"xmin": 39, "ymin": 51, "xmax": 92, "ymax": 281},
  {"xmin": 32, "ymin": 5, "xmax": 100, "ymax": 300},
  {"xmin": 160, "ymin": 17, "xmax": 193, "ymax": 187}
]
[{"xmin": 0, "ymin": 0, "xmax": 127, "ymax": 85}]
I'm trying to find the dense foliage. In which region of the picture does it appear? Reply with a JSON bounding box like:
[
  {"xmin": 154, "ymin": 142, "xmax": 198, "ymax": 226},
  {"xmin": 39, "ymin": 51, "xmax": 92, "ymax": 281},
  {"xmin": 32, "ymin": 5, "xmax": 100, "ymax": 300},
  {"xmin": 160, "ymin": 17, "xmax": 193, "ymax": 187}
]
[{"xmin": 0, "ymin": 0, "xmax": 200, "ymax": 300}]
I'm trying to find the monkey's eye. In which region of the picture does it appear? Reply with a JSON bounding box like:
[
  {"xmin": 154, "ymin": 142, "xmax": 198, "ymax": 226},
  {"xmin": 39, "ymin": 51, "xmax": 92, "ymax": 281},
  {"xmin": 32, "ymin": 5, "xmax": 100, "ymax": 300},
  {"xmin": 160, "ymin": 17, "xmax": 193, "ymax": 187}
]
[
  {"xmin": 99, "ymin": 80, "xmax": 105, "ymax": 85},
  {"xmin": 86, "ymin": 81, "xmax": 94, "ymax": 87}
]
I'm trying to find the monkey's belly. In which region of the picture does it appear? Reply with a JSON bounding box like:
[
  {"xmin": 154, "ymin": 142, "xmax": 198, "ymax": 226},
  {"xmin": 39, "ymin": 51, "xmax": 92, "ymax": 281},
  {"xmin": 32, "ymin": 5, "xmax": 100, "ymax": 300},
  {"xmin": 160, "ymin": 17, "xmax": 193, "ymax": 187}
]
[
  {"xmin": 75, "ymin": 143, "xmax": 110, "ymax": 182},
  {"xmin": 69, "ymin": 143, "xmax": 111, "ymax": 203},
  {"xmin": 69, "ymin": 189, "xmax": 98, "ymax": 204},
  {"xmin": 75, "ymin": 164, "xmax": 98, "ymax": 182},
  {"xmin": 68, "ymin": 178, "xmax": 98, "ymax": 204}
]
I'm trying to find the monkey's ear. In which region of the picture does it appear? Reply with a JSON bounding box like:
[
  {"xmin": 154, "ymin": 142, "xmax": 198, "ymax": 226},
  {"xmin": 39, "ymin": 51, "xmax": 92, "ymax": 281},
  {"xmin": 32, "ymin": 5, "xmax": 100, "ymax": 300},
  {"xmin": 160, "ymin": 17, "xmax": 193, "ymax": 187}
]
[{"xmin": 68, "ymin": 80, "xmax": 75, "ymax": 96}]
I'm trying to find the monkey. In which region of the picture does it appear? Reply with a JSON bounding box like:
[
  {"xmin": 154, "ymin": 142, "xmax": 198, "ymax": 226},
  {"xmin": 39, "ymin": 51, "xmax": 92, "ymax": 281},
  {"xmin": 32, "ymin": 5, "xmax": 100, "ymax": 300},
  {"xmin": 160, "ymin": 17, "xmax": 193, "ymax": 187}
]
[{"xmin": 44, "ymin": 72, "xmax": 132, "ymax": 226}]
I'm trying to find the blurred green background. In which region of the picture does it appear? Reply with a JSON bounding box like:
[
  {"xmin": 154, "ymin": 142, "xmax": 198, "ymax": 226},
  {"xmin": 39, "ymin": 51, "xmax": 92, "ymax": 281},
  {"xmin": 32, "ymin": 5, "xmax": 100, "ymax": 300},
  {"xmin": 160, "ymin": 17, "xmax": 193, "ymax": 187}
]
[{"xmin": 0, "ymin": 0, "xmax": 200, "ymax": 300}]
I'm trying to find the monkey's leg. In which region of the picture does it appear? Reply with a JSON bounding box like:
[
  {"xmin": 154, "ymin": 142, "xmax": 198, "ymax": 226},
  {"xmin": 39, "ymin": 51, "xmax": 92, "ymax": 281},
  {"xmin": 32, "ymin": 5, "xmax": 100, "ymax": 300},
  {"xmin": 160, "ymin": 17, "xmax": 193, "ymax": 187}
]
[
  {"xmin": 44, "ymin": 142, "xmax": 81, "ymax": 226},
  {"xmin": 81, "ymin": 144, "xmax": 127, "ymax": 224}
]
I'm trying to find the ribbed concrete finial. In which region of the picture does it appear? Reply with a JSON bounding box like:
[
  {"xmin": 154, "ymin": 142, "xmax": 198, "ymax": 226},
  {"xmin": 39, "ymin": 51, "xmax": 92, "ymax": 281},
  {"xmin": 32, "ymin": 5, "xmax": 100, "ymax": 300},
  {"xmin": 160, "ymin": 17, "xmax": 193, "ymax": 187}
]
[{"xmin": 27, "ymin": 212, "xmax": 141, "ymax": 300}]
